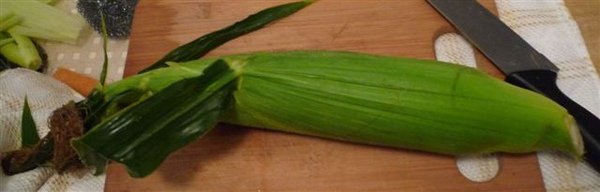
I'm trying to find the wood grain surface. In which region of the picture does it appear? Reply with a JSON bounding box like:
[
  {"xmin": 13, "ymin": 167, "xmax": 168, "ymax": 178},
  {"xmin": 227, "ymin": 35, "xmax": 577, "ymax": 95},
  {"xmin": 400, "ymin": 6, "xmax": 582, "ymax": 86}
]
[
  {"xmin": 565, "ymin": 0, "xmax": 600, "ymax": 75},
  {"xmin": 106, "ymin": 0, "xmax": 549, "ymax": 191}
]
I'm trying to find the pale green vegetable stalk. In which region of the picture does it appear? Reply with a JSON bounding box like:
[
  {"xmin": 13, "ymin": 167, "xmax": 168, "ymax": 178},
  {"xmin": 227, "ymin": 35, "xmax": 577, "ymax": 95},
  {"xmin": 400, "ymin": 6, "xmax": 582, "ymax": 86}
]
[
  {"xmin": 0, "ymin": 0, "xmax": 85, "ymax": 44},
  {"xmin": 101, "ymin": 51, "xmax": 584, "ymax": 157},
  {"xmin": 0, "ymin": 32, "xmax": 41, "ymax": 69},
  {"xmin": 0, "ymin": 38, "xmax": 14, "ymax": 47},
  {"xmin": 0, "ymin": 12, "xmax": 21, "ymax": 31},
  {"xmin": 37, "ymin": 0, "xmax": 57, "ymax": 5},
  {"xmin": 2, "ymin": 1, "xmax": 315, "ymax": 177}
]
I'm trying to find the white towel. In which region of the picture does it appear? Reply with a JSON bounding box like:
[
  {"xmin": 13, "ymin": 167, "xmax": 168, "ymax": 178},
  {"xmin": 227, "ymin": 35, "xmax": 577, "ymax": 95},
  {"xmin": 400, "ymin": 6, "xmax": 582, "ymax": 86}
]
[{"xmin": 0, "ymin": 69, "xmax": 105, "ymax": 192}]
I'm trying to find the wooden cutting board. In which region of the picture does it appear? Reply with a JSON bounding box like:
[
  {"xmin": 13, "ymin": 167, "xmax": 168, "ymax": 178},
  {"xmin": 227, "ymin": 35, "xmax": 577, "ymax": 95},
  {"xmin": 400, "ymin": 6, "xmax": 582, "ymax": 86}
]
[{"xmin": 106, "ymin": 0, "xmax": 545, "ymax": 191}]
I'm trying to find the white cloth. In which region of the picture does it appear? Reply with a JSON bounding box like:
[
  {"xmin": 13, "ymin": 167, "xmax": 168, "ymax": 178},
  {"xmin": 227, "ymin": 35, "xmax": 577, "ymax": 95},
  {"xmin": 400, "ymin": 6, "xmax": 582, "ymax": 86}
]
[
  {"xmin": 0, "ymin": 69, "xmax": 105, "ymax": 192},
  {"xmin": 495, "ymin": 1, "xmax": 600, "ymax": 191}
]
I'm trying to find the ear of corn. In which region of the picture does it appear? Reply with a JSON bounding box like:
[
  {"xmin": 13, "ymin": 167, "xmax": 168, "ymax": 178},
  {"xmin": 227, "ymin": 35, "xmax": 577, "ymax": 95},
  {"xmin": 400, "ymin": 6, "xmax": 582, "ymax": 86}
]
[
  {"xmin": 76, "ymin": 51, "xmax": 582, "ymax": 177},
  {"xmin": 223, "ymin": 51, "xmax": 582, "ymax": 155}
]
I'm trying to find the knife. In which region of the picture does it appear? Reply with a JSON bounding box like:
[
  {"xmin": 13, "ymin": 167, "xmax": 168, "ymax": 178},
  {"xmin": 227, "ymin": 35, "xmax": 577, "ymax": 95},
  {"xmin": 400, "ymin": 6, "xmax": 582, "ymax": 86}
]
[{"xmin": 426, "ymin": 0, "xmax": 600, "ymax": 173}]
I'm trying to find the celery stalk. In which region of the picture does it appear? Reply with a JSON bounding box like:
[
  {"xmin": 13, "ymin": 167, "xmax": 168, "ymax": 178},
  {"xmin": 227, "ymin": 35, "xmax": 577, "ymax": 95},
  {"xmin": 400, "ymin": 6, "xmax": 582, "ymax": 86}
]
[
  {"xmin": 0, "ymin": 32, "xmax": 41, "ymax": 69},
  {"xmin": 37, "ymin": 0, "xmax": 57, "ymax": 5},
  {"xmin": 0, "ymin": 38, "xmax": 14, "ymax": 47},
  {"xmin": 0, "ymin": 13, "xmax": 21, "ymax": 31},
  {"xmin": 0, "ymin": 0, "xmax": 85, "ymax": 44}
]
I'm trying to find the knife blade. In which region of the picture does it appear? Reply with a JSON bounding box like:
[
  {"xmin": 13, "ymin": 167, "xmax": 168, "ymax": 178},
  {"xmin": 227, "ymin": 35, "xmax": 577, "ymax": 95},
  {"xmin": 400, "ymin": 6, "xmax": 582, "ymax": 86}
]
[{"xmin": 427, "ymin": 0, "xmax": 600, "ymax": 173}]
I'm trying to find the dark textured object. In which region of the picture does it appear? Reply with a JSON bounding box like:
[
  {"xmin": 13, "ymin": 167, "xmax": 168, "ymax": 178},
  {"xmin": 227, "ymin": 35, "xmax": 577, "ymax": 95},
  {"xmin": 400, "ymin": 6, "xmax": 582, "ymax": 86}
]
[
  {"xmin": 0, "ymin": 55, "xmax": 21, "ymax": 71},
  {"xmin": 77, "ymin": 0, "xmax": 139, "ymax": 39},
  {"xmin": 34, "ymin": 42, "xmax": 48, "ymax": 73}
]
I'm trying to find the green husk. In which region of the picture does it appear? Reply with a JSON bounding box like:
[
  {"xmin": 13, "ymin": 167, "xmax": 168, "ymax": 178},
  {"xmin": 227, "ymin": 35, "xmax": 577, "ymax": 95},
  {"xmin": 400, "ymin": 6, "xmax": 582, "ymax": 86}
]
[
  {"xmin": 227, "ymin": 51, "xmax": 581, "ymax": 155},
  {"xmin": 72, "ymin": 60, "xmax": 238, "ymax": 177},
  {"xmin": 21, "ymin": 97, "xmax": 40, "ymax": 148},
  {"xmin": 138, "ymin": 0, "xmax": 314, "ymax": 73}
]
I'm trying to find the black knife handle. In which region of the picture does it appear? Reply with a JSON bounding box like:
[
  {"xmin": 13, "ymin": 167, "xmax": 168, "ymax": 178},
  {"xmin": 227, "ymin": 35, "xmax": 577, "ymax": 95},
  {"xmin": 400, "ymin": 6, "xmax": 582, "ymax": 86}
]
[{"xmin": 506, "ymin": 70, "xmax": 600, "ymax": 172}]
